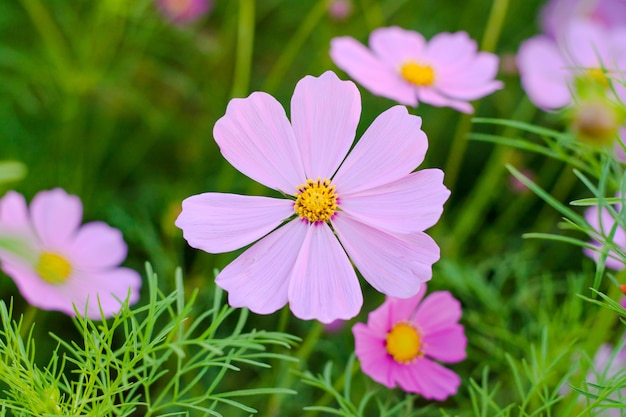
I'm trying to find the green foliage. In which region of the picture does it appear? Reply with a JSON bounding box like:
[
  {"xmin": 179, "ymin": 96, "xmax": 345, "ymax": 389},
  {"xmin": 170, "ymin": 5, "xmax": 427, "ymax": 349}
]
[{"xmin": 0, "ymin": 264, "xmax": 299, "ymax": 416}]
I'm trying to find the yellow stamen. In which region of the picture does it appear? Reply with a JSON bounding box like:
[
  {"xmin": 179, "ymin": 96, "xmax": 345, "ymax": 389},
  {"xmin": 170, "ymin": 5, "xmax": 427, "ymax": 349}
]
[
  {"xmin": 586, "ymin": 68, "xmax": 609, "ymax": 88},
  {"xmin": 400, "ymin": 61, "xmax": 435, "ymax": 86},
  {"xmin": 294, "ymin": 178, "xmax": 338, "ymax": 224},
  {"xmin": 36, "ymin": 252, "xmax": 72, "ymax": 284},
  {"xmin": 386, "ymin": 322, "xmax": 422, "ymax": 364}
]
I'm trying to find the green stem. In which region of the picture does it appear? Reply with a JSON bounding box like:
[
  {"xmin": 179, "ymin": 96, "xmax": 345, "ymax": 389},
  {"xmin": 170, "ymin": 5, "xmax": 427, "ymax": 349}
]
[
  {"xmin": 442, "ymin": 0, "xmax": 509, "ymax": 192},
  {"xmin": 262, "ymin": 0, "xmax": 332, "ymax": 94},
  {"xmin": 230, "ymin": 0, "xmax": 256, "ymax": 99},
  {"xmin": 266, "ymin": 321, "xmax": 324, "ymax": 417},
  {"xmin": 19, "ymin": 305, "xmax": 39, "ymax": 340}
]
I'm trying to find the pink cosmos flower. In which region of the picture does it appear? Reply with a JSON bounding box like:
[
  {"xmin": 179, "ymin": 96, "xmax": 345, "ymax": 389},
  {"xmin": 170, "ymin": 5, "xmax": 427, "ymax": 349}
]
[
  {"xmin": 329, "ymin": 26, "xmax": 503, "ymax": 113},
  {"xmin": 0, "ymin": 189, "xmax": 141, "ymax": 319},
  {"xmin": 175, "ymin": 71, "xmax": 450, "ymax": 323},
  {"xmin": 541, "ymin": 0, "xmax": 626, "ymax": 39},
  {"xmin": 156, "ymin": 0, "xmax": 212, "ymax": 26},
  {"xmin": 586, "ymin": 338, "xmax": 626, "ymax": 416},
  {"xmin": 584, "ymin": 197, "xmax": 626, "ymax": 270},
  {"xmin": 517, "ymin": 19, "xmax": 626, "ymax": 110},
  {"xmin": 352, "ymin": 286, "xmax": 466, "ymax": 400}
]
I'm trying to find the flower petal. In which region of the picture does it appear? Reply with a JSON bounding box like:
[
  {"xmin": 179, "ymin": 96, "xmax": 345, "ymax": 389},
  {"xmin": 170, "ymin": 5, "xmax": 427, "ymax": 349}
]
[
  {"xmin": 31, "ymin": 188, "xmax": 82, "ymax": 250},
  {"xmin": 70, "ymin": 222, "xmax": 128, "ymax": 270},
  {"xmin": 396, "ymin": 357, "xmax": 461, "ymax": 400},
  {"xmin": 353, "ymin": 322, "xmax": 396, "ymax": 388},
  {"xmin": 422, "ymin": 324, "xmax": 467, "ymax": 363},
  {"xmin": 338, "ymin": 169, "xmax": 450, "ymax": 234},
  {"xmin": 330, "ymin": 37, "xmax": 417, "ymax": 106},
  {"xmin": 0, "ymin": 191, "xmax": 31, "ymax": 233},
  {"xmin": 332, "ymin": 106, "xmax": 427, "ymax": 193},
  {"xmin": 213, "ymin": 92, "xmax": 305, "ymax": 193},
  {"xmin": 415, "ymin": 291, "xmax": 463, "ymax": 334},
  {"xmin": 71, "ymin": 267, "xmax": 142, "ymax": 319},
  {"xmin": 435, "ymin": 53, "xmax": 504, "ymax": 100},
  {"xmin": 425, "ymin": 32, "xmax": 476, "ymax": 72},
  {"xmin": 288, "ymin": 223, "xmax": 362, "ymax": 323},
  {"xmin": 290, "ymin": 71, "xmax": 361, "ymax": 179},
  {"xmin": 333, "ymin": 214, "xmax": 439, "ymax": 298},
  {"xmin": 215, "ymin": 220, "xmax": 306, "ymax": 315},
  {"xmin": 386, "ymin": 287, "xmax": 428, "ymax": 324},
  {"xmin": 418, "ymin": 88, "xmax": 475, "ymax": 113},
  {"xmin": 175, "ymin": 193, "xmax": 294, "ymax": 253},
  {"xmin": 517, "ymin": 36, "xmax": 572, "ymax": 109},
  {"xmin": 369, "ymin": 26, "xmax": 427, "ymax": 67}
]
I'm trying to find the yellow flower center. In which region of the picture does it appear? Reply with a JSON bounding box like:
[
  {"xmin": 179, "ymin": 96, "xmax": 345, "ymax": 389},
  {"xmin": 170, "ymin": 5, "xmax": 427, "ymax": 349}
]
[
  {"xmin": 35, "ymin": 252, "xmax": 72, "ymax": 284},
  {"xmin": 400, "ymin": 61, "xmax": 435, "ymax": 86},
  {"xmin": 586, "ymin": 68, "xmax": 609, "ymax": 89},
  {"xmin": 386, "ymin": 322, "xmax": 422, "ymax": 364},
  {"xmin": 294, "ymin": 178, "xmax": 338, "ymax": 223}
]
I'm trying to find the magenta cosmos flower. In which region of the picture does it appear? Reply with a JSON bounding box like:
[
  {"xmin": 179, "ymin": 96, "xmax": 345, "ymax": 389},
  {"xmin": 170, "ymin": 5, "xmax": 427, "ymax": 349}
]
[
  {"xmin": 175, "ymin": 71, "xmax": 450, "ymax": 323},
  {"xmin": 352, "ymin": 285, "xmax": 466, "ymax": 400},
  {"xmin": 0, "ymin": 189, "xmax": 141, "ymax": 318},
  {"xmin": 156, "ymin": 0, "xmax": 212, "ymax": 25},
  {"xmin": 517, "ymin": 19, "xmax": 626, "ymax": 110},
  {"xmin": 329, "ymin": 26, "xmax": 503, "ymax": 113},
  {"xmin": 584, "ymin": 197, "xmax": 626, "ymax": 270}
]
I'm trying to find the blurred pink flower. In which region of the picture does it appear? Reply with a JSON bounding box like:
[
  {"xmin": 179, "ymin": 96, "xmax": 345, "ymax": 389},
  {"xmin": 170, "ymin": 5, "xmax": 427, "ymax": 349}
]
[
  {"xmin": 352, "ymin": 286, "xmax": 466, "ymax": 400},
  {"xmin": 541, "ymin": 0, "xmax": 626, "ymax": 38},
  {"xmin": 584, "ymin": 197, "xmax": 626, "ymax": 270},
  {"xmin": 517, "ymin": 19, "xmax": 626, "ymax": 110},
  {"xmin": 328, "ymin": 0, "xmax": 353, "ymax": 21},
  {"xmin": 329, "ymin": 26, "xmax": 503, "ymax": 113},
  {"xmin": 0, "ymin": 189, "xmax": 141, "ymax": 319},
  {"xmin": 586, "ymin": 339, "xmax": 626, "ymax": 415},
  {"xmin": 156, "ymin": 0, "xmax": 212, "ymax": 25},
  {"xmin": 175, "ymin": 71, "xmax": 450, "ymax": 323}
]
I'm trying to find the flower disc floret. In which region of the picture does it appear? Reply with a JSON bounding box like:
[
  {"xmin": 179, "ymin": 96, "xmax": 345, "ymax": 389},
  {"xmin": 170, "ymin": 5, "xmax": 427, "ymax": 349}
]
[
  {"xmin": 294, "ymin": 178, "xmax": 338, "ymax": 223},
  {"xmin": 386, "ymin": 322, "xmax": 422, "ymax": 363},
  {"xmin": 36, "ymin": 252, "xmax": 72, "ymax": 284},
  {"xmin": 400, "ymin": 62, "xmax": 435, "ymax": 86}
]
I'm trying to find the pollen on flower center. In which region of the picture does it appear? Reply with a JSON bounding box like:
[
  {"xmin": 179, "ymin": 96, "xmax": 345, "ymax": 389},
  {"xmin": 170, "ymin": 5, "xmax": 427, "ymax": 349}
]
[
  {"xmin": 36, "ymin": 252, "xmax": 72, "ymax": 284},
  {"xmin": 586, "ymin": 68, "xmax": 609, "ymax": 88},
  {"xmin": 386, "ymin": 322, "xmax": 422, "ymax": 364},
  {"xmin": 294, "ymin": 177, "xmax": 338, "ymax": 224},
  {"xmin": 400, "ymin": 61, "xmax": 435, "ymax": 86}
]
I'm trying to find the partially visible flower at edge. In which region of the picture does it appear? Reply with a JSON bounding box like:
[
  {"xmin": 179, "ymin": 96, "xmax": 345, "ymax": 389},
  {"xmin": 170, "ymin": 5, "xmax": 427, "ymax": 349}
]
[
  {"xmin": 328, "ymin": 0, "xmax": 353, "ymax": 21},
  {"xmin": 541, "ymin": 0, "xmax": 626, "ymax": 39},
  {"xmin": 329, "ymin": 26, "xmax": 503, "ymax": 114},
  {"xmin": 156, "ymin": 0, "xmax": 212, "ymax": 26},
  {"xmin": 0, "ymin": 188, "xmax": 142, "ymax": 319},
  {"xmin": 517, "ymin": 18, "xmax": 626, "ymax": 110},
  {"xmin": 352, "ymin": 285, "xmax": 467, "ymax": 400},
  {"xmin": 175, "ymin": 71, "xmax": 450, "ymax": 324},
  {"xmin": 584, "ymin": 336, "xmax": 626, "ymax": 416},
  {"xmin": 584, "ymin": 196, "xmax": 626, "ymax": 270}
]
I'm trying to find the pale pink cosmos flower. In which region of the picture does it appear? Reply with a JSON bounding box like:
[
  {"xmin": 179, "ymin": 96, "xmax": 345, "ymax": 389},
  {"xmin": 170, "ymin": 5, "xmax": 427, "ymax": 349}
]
[
  {"xmin": 352, "ymin": 285, "xmax": 466, "ymax": 400},
  {"xmin": 584, "ymin": 196, "xmax": 626, "ymax": 270},
  {"xmin": 584, "ymin": 337, "xmax": 626, "ymax": 416},
  {"xmin": 0, "ymin": 189, "xmax": 141, "ymax": 319},
  {"xmin": 329, "ymin": 26, "xmax": 503, "ymax": 113},
  {"xmin": 156, "ymin": 0, "xmax": 212, "ymax": 26},
  {"xmin": 541, "ymin": 0, "xmax": 626, "ymax": 39},
  {"xmin": 517, "ymin": 19, "xmax": 626, "ymax": 110},
  {"xmin": 175, "ymin": 71, "xmax": 450, "ymax": 323}
]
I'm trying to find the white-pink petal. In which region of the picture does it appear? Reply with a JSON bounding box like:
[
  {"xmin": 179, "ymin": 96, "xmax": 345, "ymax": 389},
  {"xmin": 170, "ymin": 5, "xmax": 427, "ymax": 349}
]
[
  {"xmin": 330, "ymin": 37, "xmax": 417, "ymax": 106},
  {"xmin": 338, "ymin": 169, "xmax": 450, "ymax": 234},
  {"xmin": 426, "ymin": 32, "xmax": 476, "ymax": 72},
  {"xmin": 213, "ymin": 92, "xmax": 305, "ymax": 193},
  {"xmin": 175, "ymin": 193, "xmax": 294, "ymax": 253},
  {"xmin": 215, "ymin": 220, "xmax": 306, "ymax": 314},
  {"xmin": 291, "ymin": 71, "xmax": 361, "ymax": 179},
  {"xmin": 332, "ymin": 214, "xmax": 439, "ymax": 298},
  {"xmin": 31, "ymin": 188, "xmax": 82, "ymax": 250},
  {"xmin": 0, "ymin": 191, "xmax": 32, "ymax": 234},
  {"xmin": 369, "ymin": 26, "xmax": 427, "ymax": 67},
  {"xmin": 288, "ymin": 223, "xmax": 362, "ymax": 323},
  {"xmin": 70, "ymin": 222, "xmax": 128, "ymax": 270},
  {"xmin": 418, "ymin": 88, "xmax": 475, "ymax": 113},
  {"xmin": 332, "ymin": 105, "xmax": 427, "ymax": 193}
]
